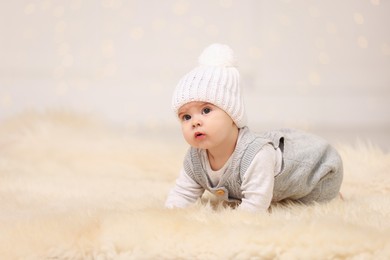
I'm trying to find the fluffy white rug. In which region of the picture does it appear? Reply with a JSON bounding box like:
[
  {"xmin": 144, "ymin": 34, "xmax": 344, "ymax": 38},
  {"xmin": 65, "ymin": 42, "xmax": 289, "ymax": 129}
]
[{"xmin": 0, "ymin": 112, "xmax": 389, "ymax": 259}]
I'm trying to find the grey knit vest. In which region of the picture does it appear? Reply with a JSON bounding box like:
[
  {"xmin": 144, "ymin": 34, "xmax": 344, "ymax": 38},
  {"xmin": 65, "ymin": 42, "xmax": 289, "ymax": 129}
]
[{"xmin": 183, "ymin": 127, "xmax": 343, "ymax": 203}]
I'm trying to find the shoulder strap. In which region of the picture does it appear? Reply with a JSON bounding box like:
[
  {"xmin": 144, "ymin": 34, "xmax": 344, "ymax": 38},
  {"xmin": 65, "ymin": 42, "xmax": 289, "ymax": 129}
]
[
  {"xmin": 238, "ymin": 128, "xmax": 285, "ymax": 178},
  {"xmin": 183, "ymin": 147, "xmax": 210, "ymax": 189}
]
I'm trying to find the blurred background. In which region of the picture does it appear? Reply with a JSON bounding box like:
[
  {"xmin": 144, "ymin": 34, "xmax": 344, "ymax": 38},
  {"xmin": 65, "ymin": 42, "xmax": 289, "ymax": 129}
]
[{"xmin": 0, "ymin": 0, "xmax": 389, "ymax": 150}]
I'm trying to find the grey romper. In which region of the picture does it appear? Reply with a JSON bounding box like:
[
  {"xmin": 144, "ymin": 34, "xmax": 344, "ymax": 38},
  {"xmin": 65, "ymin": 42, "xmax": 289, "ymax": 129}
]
[{"xmin": 183, "ymin": 127, "xmax": 343, "ymax": 204}]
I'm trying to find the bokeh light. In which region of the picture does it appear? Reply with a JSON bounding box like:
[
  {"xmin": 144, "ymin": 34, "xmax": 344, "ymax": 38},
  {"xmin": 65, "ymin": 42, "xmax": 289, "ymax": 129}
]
[
  {"xmin": 172, "ymin": 0, "xmax": 189, "ymax": 16},
  {"xmin": 0, "ymin": 93, "xmax": 13, "ymax": 109},
  {"xmin": 318, "ymin": 52, "xmax": 330, "ymax": 65},
  {"xmin": 357, "ymin": 36, "xmax": 368, "ymax": 49},
  {"xmin": 308, "ymin": 71, "xmax": 321, "ymax": 86},
  {"xmin": 130, "ymin": 27, "xmax": 145, "ymax": 40},
  {"xmin": 24, "ymin": 3, "xmax": 35, "ymax": 15},
  {"xmin": 353, "ymin": 13, "xmax": 365, "ymax": 25}
]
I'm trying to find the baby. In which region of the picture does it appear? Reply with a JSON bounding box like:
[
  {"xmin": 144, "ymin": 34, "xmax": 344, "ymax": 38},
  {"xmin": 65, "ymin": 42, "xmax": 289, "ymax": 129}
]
[{"xmin": 165, "ymin": 43, "xmax": 343, "ymax": 212}]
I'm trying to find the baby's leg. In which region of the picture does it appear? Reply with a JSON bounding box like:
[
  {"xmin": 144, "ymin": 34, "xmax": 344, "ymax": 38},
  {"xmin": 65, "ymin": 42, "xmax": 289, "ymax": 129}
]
[{"xmin": 299, "ymin": 165, "xmax": 343, "ymax": 204}]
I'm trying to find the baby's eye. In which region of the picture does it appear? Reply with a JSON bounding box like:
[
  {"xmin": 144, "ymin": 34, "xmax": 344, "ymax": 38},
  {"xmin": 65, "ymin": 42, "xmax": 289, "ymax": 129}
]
[
  {"xmin": 182, "ymin": 114, "xmax": 191, "ymax": 121},
  {"xmin": 202, "ymin": 107, "xmax": 211, "ymax": 114}
]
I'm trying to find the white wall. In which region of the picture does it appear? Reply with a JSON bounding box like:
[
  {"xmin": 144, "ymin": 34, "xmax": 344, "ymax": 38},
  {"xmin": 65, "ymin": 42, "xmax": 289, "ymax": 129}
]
[{"xmin": 1, "ymin": 1, "xmax": 389, "ymax": 134}]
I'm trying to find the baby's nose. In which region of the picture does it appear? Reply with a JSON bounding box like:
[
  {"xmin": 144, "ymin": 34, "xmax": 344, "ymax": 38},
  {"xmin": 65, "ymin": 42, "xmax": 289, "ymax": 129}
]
[{"xmin": 192, "ymin": 116, "xmax": 202, "ymax": 127}]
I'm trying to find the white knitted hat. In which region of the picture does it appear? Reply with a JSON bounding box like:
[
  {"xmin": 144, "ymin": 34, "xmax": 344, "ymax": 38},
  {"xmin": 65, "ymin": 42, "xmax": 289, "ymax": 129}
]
[{"xmin": 171, "ymin": 43, "xmax": 247, "ymax": 128}]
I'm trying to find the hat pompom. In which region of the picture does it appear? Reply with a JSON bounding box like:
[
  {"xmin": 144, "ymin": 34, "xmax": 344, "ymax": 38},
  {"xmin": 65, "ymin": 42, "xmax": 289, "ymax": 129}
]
[{"xmin": 198, "ymin": 43, "xmax": 235, "ymax": 67}]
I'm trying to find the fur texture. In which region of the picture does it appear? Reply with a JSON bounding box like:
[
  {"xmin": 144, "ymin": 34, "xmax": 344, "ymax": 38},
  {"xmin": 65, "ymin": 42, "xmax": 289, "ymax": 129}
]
[{"xmin": 0, "ymin": 112, "xmax": 389, "ymax": 259}]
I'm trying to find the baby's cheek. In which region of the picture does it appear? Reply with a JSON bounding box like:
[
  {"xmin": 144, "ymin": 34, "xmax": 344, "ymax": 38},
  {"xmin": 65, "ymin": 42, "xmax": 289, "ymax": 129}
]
[{"xmin": 183, "ymin": 131, "xmax": 193, "ymax": 144}]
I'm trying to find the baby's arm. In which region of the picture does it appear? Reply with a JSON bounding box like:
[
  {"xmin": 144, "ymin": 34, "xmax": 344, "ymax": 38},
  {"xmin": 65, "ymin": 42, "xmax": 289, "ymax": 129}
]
[
  {"xmin": 165, "ymin": 168, "xmax": 205, "ymax": 208},
  {"xmin": 239, "ymin": 144, "xmax": 279, "ymax": 213}
]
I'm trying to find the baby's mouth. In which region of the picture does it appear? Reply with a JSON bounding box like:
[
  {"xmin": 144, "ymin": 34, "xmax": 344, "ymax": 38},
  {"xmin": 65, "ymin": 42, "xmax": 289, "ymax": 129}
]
[{"xmin": 194, "ymin": 132, "xmax": 205, "ymax": 138}]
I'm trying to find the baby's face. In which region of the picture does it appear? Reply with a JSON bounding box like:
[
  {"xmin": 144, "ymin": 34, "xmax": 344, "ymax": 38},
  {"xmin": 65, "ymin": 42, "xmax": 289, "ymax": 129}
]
[{"xmin": 177, "ymin": 101, "xmax": 237, "ymax": 150}]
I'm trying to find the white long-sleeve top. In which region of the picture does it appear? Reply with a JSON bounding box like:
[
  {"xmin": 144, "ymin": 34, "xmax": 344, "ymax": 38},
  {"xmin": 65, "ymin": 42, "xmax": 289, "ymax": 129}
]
[{"xmin": 165, "ymin": 144, "xmax": 282, "ymax": 212}]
